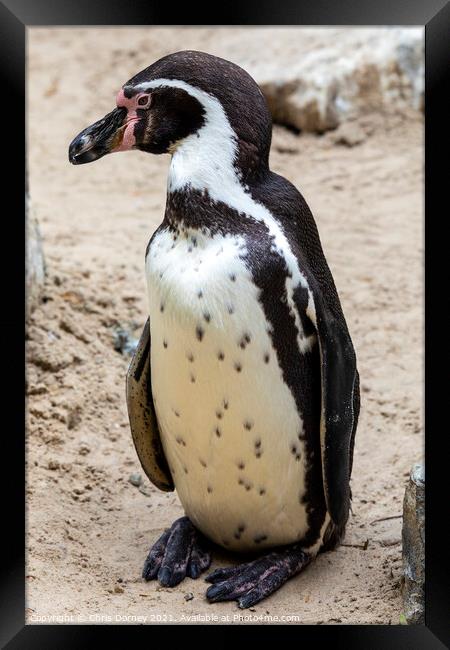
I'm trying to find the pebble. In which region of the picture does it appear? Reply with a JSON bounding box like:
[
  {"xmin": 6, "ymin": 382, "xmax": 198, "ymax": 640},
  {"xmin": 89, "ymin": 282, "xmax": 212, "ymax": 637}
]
[
  {"xmin": 113, "ymin": 328, "xmax": 139, "ymax": 356},
  {"xmin": 184, "ymin": 592, "xmax": 194, "ymax": 601},
  {"xmin": 129, "ymin": 473, "xmax": 142, "ymax": 487},
  {"xmin": 138, "ymin": 483, "xmax": 153, "ymax": 496}
]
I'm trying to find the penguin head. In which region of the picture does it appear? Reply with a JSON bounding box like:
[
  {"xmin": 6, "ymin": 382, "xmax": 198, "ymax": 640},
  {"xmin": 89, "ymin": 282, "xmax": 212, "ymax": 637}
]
[{"xmin": 69, "ymin": 51, "xmax": 272, "ymax": 181}]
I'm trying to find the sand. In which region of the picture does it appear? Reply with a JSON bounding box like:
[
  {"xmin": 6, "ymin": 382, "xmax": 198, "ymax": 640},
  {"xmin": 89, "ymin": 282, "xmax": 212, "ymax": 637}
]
[{"xmin": 26, "ymin": 28, "xmax": 423, "ymax": 625}]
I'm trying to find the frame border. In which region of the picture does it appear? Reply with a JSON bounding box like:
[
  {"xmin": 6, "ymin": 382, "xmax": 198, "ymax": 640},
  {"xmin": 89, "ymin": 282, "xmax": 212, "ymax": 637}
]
[{"xmin": 2, "ymin": 0, "xmax": 448, "ymax": 646}]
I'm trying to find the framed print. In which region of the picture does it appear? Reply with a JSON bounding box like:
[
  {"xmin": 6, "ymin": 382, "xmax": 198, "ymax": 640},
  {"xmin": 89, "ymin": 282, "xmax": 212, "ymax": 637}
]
[{"xmin": 1, "ymin": 0, "xmax": 448, "ymax": 647}]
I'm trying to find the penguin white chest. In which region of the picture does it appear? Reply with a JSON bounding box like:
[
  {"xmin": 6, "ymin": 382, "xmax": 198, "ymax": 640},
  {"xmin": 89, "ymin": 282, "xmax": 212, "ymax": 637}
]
[{"xmin": 146, "ymin": 227, "xmax": 311, "ymax": 551}]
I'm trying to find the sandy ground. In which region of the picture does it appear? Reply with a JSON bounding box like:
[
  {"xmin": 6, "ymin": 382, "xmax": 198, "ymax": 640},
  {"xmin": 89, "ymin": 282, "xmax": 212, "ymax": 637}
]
[{"xmin": 26, "ymin": 28, "xmax": 423, "ymax": 625}]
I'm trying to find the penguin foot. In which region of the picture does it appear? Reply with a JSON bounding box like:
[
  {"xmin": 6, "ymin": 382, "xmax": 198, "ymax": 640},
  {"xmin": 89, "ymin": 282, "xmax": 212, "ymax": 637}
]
[
  {"xmin": 142, "ymin": 516, "xmax": 211, "ymax": 587},
  {"xmin": 205, "ymin": 545, "xmax": 311, "ymax": 608}
]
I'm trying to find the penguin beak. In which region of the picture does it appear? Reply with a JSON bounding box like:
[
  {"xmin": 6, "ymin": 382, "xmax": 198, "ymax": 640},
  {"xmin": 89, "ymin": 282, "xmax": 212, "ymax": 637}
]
[{"xmin": 68, "ymin": 107, "xmax": 127, "ymax": 165}]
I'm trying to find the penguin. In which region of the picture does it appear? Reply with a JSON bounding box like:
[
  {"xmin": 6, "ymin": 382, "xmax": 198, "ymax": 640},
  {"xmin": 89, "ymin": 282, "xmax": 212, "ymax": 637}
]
[{"xmin": 69, "ymin": 50, "xmax": 360, "ymax": 609}]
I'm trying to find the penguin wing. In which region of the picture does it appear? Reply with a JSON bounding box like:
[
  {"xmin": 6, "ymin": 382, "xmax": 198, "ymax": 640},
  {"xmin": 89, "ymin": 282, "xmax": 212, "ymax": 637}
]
[
  {"xmin": 302, "ymin": 287, "xmax": 358, "ymax": 529},
  {"xmin": 126, "ymin": 318, "xmax": 174, "ymax": 492}
]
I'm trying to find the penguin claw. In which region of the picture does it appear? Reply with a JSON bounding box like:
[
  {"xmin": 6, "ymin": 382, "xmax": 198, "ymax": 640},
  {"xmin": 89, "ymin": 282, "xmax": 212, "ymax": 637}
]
[
  {"xmin": 205, "ymin": 565, "xmax": 242, "ymax": 584},
  {"xmin": 142, "ymin": 528, "xmax": 171, "ymax": 581},
  {"xmin": 205, "ymin": 546, "xmax": 311, "ymax": 608},
  {"xmin": 187, "ymin": 561, "xmax": 201, "ymax": 580},
  {"xmin": 142, "ymin": 516, "xmax": 211, "ymax": 587},
  {"xmin": 157, "ymin": 565, "xmax": 175, "ymax": 587},
  {"xmin": 188, "ymin": 543, "xmax": 212, "ymax": 579}
]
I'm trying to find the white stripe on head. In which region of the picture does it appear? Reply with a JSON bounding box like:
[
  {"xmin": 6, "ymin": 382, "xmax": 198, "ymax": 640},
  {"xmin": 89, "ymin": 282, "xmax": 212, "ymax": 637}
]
[
  {"xmin": 133, "ymin": 78, "xmax": 239, "ymax": 194},
  {"xmin": 135, "ymin": 78, "xmax": 317, "ymax": 352}
]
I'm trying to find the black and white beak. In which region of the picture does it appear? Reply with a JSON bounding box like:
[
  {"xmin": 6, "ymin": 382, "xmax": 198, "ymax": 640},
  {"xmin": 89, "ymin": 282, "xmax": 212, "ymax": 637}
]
[{"xmin": 68, "ymin": 107, "xmax": 127, "ymax": 165}]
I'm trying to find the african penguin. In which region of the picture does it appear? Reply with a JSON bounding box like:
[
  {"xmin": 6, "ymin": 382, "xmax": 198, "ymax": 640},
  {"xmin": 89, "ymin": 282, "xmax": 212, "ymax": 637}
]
[{"xmin": 69, "ymin": 50, "xmax": 360, "ymax": 609}]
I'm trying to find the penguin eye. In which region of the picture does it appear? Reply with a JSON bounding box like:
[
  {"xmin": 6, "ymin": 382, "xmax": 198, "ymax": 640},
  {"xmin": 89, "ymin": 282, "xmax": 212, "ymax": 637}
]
[{"xmin": 137, "ymin": 94, "xmax": 151, "ymax": 108}]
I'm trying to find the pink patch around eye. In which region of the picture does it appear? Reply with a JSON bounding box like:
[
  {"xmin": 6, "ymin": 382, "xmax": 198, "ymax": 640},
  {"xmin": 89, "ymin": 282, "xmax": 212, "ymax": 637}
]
[
  {"xmin": 113, "ymin": 88, "xmax": 139, "ymax": 152},
  {"xmin": 116, "ymin": 88, "xmax": 133, "ymax": 109},
  {"xmin": 113, "ymin": 88, "xmax": 151, "ymax": 152},
  {"xmin": 137, "ymin": 94, "xmax": 151, "ymax": 107}
]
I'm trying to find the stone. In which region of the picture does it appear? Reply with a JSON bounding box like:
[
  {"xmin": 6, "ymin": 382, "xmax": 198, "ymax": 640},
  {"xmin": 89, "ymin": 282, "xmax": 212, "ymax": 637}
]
[
  {"xmin": 231, "ymin": 28, "xmax": 423, "ymax": 133},
  {"xmin": 138, "ymin": 482, "xmax": 153, "ymax": 496},
  {"xmin": 402, "ymin": 463, "xmax": 424, "ymax": 625},
  {"xmin": 129, "ymin": 473, "xmax": 143, "ymax": 487},
  {"xmin": 26, "ymin": 192, "xmax": 45, "ymax": 318},
  {"xmin": 113, "ymin": 327, "xmax": 139, "ymax": 356}
]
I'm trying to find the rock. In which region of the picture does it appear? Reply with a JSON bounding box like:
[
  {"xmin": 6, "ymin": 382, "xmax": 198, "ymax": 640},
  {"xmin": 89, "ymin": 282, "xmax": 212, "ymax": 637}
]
[
  {"xmin": 129, "ymin": 473, "xmax": 142, "ymax": 487},
  {"xmin": 138, "ymin": 482, "xmax": 153, "ymax": 497},
  {"xmin": 113, "ymin": 328, "xmax": 139, "ymax": 356},
  {"xmin": 402, "ymin": 463, "xmax": 424, "ymax": 624},
  {"xmin": 184, "ymin": 592, "xmax": 194, "ymax": 601},
  {"xmin": 231, "ymin": 28, "xmax": 423, "ymax": 132},
  {"xmin": 26, "ymin": 192, "xmax": 45, "ymax": 318}
]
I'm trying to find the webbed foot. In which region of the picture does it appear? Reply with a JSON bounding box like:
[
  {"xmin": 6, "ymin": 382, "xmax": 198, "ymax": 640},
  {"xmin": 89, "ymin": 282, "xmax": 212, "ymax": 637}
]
[
  {"xmin": 142, "ymin": 516, "xmax": 211, "ymax": 587},
  {"xmin": 205, "ymin": 545, "xmax": 311, "ymax": 608}
]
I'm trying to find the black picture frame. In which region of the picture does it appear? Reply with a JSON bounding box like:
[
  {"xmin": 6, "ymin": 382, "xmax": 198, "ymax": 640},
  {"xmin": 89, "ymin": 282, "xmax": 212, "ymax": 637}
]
[{"xmin": 2, "ymin": 0, "xmax": 448, "ymax": 647}]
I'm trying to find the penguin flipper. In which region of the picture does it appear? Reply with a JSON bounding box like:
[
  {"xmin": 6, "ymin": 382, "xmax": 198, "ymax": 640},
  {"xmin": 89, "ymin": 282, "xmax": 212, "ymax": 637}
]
[
  {"xmin": 126, "ymin": 318, "xmax": 174, "ymax": 492},
  {"xmin": 308, "ymin": 291, "xmax": 359, "ymax": 530}
]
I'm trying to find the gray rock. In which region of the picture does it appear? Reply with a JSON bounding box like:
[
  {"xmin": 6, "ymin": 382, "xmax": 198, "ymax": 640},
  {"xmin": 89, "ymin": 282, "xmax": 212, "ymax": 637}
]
[
  {"xmin": 26, "ymin": 193, "xmax": 45, "ymax": 318},
  {"xmin": 129, "ymin": 473, "xmax": 142, "ymax": 487},
  {"xmin": 138, "ymin": 482, "xmax": 153, "ymax": 496},
  {"xmin": 113, "ymin": 328, "xmax": 139, "ymax": 356},
  {"xmin": 234, "ymin": 28, "xmax": 423, "ymax": 132},
  {"xmin": 402, "ymin": 463, "xmax": 425, "ymax": 625}
]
